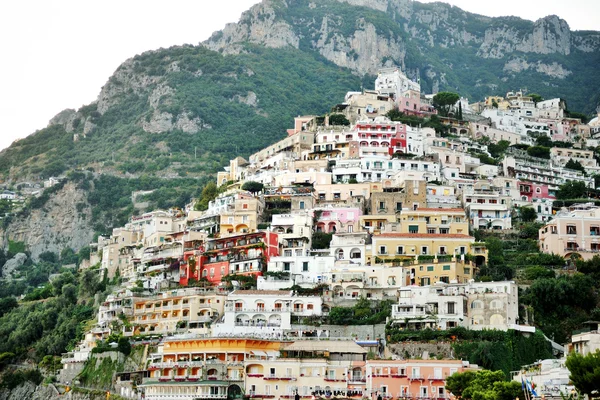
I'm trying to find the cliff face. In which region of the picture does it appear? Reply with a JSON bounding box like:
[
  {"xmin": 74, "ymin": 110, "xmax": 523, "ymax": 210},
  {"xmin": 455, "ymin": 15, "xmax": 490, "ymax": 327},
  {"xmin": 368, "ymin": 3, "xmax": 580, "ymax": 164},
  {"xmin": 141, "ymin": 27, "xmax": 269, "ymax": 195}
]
[
  {"xmin": 205, "ymin": 0, "xmax": 599, "ymax": 86},
  {"xmin": 1, "ymin": 182, "xmax": 94, "ymax": 260}
]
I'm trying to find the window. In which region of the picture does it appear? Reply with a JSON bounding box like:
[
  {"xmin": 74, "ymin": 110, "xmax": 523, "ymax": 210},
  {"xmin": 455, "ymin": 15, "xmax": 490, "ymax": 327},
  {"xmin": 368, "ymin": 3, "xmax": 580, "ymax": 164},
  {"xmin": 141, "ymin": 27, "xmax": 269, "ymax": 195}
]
[
  {"xmin": 379, "ymin": 246, "xmax": 387, "ymax": 255},
  {"xmin": 447, "ymin": 302, "xmax": 456, "ymax": 314},
  {"xmin": 409, "ymin": 225, "xmax": 419, "ymax": 234},
  {"xmin": 396, "ymin": 202, "xmax": 402, "ymax": 211},
  {"xmin": 567, "ymin": 225, "xmax": 577, "ymax": 234},
  {"xmin": 427, "ymin": 266, "xmax": 434, "ymax": 272},
  {"xmin": 442, "ymin": 265, "xmax": 451, "ymax": 271},
  {"xmin": 421, "ymin": 246, "xmax": 428, "ymax": 255},
  {"xmin": 283, "ymin": 262, "xmax": 290, "ymax": 271},
  {"xmin": 396, "ymin": 246, "xmax": 404, "ymax": 255},
  {"xmin": 471, "ymin": 300, "xmax": 483, "ymax": 309},
  {"xmin": 439, "ymin": 246, "xmax": 447, "ymax": 255},
  {"xmin": 299, "ymin": 201, "xmax": 305, "ymax": 210},
  {"xmin": 302, "ymin": 262, "xmax": 309, "ymax": 272}
]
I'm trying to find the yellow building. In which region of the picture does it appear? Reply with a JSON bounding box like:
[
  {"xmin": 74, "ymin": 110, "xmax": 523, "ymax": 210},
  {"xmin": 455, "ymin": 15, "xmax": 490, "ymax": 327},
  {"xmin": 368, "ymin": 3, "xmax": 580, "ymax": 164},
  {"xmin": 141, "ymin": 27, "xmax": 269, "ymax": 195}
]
[
  {"xmin": 141, "ymin": 338, "xmax": 282, "ymax": 400},
  {"xmin": 132, "ymin": 288, "xmax": 227, "ymax": 335},
  {"xmin": 369, "ymin": 232, "xmax": 486, "ymax": 283},
  {"xmin": 220, "ymin": 193, "xmax": 264, "ymax": 235},
  {"xmin": 399, "ymin": 208, "xmax": 468, "ymax": 235}
]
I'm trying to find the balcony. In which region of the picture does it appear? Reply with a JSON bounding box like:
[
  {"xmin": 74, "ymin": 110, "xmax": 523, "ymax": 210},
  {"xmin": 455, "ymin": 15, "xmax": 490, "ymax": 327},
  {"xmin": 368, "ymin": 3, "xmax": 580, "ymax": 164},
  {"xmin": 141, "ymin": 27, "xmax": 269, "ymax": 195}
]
[
  {"xmin": 348, "ymin": 376, "xmax": 366, "ymax": 383},
  {"xmin": 263, "ymin": 374, "xmax": 296, "ymax": 381}
]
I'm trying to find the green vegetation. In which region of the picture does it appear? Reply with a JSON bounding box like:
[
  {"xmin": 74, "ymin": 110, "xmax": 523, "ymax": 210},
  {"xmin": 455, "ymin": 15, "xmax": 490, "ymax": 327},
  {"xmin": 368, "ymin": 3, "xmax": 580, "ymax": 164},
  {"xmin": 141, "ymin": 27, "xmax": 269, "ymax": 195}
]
[
  {"xmin": 328, "ymin": 298, "xmax": 393, "ymax": 325},
  {"xmin": 0, "ymin": 261, "xmax": 105, "ymax": 364},
  {"xmin": 445, "ymin": 370, "xmax": 521, "ymax": 400},
  {"xmin": 241, "ymin": 181, "xmax": 264, "ymax": 194},
  {"xmin": 432, "ymin": 92, "xmax": 460, "ymax": 117},
  {"xmin": 311, "ymin": 232, "xmax": 333, "ymax": 249},
  {"xmin": 565, "ymin": 350, "xmax": 600, "ymax": 397},
  {"xmin": 386, "ymin": 327, "xmax": 552, "ymax": 377},
  {"xmin": 79, "ymin": 355, "xmax": 125, "ymax": 390}
]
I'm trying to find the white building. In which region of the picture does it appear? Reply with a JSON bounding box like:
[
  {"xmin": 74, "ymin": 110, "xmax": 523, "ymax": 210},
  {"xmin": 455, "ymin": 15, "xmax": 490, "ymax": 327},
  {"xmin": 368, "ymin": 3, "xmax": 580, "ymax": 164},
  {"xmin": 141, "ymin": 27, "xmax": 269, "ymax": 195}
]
[
  {"xmin": 463, "ymin": 181, "xmax": 513, "ymax": 230},
  {"xmin": 391, "ymin": 281, "xmax": 520, "ymax": 331},
  {"xmin": 212, "ymin": 290, "xmax": 323, "ymax": 338}
]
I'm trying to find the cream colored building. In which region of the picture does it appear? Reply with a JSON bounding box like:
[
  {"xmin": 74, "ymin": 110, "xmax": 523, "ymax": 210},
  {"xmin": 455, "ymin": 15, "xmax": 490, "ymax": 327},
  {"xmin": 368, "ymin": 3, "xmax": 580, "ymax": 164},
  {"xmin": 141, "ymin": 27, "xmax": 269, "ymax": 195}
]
[
  {"xmin": 539, "ymin": 203, "xmax": 600, "ymax": 260},
  {"xmin": 220, "ymin": 193, "xmax": 264, "ymax": 235},
  {"xmin": 131, "ymin": 288, "xmax": 227, "ymax": 335}
]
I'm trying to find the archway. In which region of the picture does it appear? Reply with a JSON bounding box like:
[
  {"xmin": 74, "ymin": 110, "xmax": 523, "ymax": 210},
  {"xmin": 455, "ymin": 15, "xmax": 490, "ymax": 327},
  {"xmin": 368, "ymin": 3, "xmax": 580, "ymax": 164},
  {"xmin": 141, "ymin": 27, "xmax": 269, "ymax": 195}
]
[{"xmin": 228, "ymin": 385, "xmax": 243, "ymax": 400}]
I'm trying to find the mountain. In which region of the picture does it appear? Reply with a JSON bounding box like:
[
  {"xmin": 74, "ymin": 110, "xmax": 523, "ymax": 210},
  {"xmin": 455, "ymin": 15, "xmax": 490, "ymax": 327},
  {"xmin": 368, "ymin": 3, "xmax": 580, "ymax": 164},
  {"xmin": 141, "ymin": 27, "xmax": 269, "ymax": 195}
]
[{"xmin": 0, "ymin": 0, "xmax": 599, "ymax": 256}]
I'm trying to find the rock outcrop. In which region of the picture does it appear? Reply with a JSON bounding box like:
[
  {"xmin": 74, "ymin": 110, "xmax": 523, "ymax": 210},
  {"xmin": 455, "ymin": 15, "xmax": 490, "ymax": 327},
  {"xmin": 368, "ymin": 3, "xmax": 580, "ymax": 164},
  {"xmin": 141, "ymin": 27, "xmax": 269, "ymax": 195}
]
[
  {"xmin": 1, "ymin": 182, "xmax": 94, "ymax": 261},
  {"xmin": 205, "ymin": 1, "xmax": 597, "ymax": 78},
  {"xmin": 1, "ymin": 253, "xmax": 27, "ymax": 279}
]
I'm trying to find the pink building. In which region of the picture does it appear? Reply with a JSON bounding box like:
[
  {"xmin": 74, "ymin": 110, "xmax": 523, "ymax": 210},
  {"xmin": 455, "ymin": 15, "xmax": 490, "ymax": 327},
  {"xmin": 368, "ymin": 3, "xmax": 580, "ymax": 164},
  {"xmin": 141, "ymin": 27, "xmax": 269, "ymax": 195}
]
[
  {"xmin": 366, "ymin": 359, "xmax": 474, "ymax": 400},
  {"xmin": 539, "ymin": 204, "xmax": 600, "ymax": 260},
  {"xmin": 315, "ymin": 207, "xmax": 362, "ymax": 233},
  {"xmin": 518, "ymin": 181, "xmax": 555, "ymax": 202}
]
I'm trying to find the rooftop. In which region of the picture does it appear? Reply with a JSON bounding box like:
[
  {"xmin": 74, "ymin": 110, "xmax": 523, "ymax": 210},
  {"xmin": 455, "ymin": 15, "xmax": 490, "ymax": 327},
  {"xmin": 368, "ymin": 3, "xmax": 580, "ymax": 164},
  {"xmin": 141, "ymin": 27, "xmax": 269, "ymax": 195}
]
[{"xmin": 283, "ymin": 340, "xmax": 367, "ymax": 354}]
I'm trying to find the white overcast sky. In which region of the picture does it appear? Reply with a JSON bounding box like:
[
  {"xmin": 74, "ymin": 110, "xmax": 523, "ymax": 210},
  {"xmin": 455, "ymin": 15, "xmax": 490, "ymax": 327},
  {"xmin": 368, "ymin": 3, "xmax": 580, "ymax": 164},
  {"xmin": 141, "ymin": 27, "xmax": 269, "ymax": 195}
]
[{"xmin": 0, "ymin": 0, "xmax": 597, "ymax": 151}]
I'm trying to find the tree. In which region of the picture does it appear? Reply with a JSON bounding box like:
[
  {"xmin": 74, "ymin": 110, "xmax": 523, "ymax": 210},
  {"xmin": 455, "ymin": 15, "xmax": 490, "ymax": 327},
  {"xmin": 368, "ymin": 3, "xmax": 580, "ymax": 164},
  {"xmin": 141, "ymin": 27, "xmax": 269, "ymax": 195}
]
[
  {"xmin": 448, "ymin": 370, "xmax": 521, "ymax": 400},
  {"xmin": 535, "ymin": 135, "xmax": 552, "ymax": 147},
  {"xmin": 526, "ymin": 146, "xmax": 550, "ymax": 159},
  {"xmin": 328, "ymin": 114, "xmax": 350, "ymax": 126},
  {"xmin": 529, "ymin": 93, "xmax": 543, "ymax": 105},
  {"xmin": 432, "ymin": 92, "xmax": 460, "ymax": 117},
  {"xmin": 556, "ymin": 180, "xmax": 589, "ymax": 200},
  {"xmin": 195, "ymin": 181, "xmax": 219, "ymax": 211},
  {"xmin": 565, "ymin": 350, "xmax": 600, "ymax": 397},
  {"xmin": 446, "ymin": 370, "xmax": 476, "ymax": 398},
  {"xmin": 458, "ymin": 101, "xmax": 463, "ymax": 120},
  {"xmin": 487, "ymin": 140, "xmax": 510, "ymax": 159},
  {"xmin": 311, "ymin": 232, "xmax": 333, "ymax": 249},
  {"xmin": 565, "ymin": 159, "xmax": 586, "ymax": 175},
  {"xmin": 241, "ymin": 181, "xmax": 264, "ymax": 194},
  {"xmin": 519, "ymin": 206, "xmax": 537, "ymax": 222}
]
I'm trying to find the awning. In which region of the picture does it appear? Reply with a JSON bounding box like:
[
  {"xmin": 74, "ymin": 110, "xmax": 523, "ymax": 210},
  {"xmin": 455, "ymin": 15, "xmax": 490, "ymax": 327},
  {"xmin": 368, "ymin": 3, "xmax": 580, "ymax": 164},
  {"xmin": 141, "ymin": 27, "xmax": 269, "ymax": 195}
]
[
  {"xmin": 251, "ymin": 350, "xmax": 267, "ymax": 357},
  {"xmin": 266, "ymin": 351, "xmax": 279, "ymax": 358}
]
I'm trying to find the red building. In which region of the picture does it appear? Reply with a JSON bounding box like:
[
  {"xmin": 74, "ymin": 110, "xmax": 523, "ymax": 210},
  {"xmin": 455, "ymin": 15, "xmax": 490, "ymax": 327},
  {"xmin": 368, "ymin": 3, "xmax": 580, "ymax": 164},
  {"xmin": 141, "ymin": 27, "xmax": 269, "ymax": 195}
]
[{"xmin": 183, "ymin": 232, "xmax": 279, "ymax": 285}]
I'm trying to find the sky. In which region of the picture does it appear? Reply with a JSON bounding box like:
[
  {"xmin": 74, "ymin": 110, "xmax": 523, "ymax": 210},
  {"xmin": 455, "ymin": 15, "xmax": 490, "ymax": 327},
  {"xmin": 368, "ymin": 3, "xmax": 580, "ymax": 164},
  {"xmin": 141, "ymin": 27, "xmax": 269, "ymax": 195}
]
[{"xmin": 0, "ymin": 0, "xmax": 597, "ymax": 152}]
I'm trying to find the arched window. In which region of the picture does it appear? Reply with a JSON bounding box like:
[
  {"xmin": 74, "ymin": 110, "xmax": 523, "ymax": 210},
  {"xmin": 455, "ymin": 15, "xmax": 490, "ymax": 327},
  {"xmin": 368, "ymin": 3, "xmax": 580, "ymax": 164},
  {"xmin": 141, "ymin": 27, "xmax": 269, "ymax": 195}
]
[
  {"xmin": 489, "ymin": 300, "xmax": 503, "ymax": 310},
  {"xmin": 471, "ymin": 300, "xmax": 483, "ymax": 309},
  {"xmin": 336, "ymin": 249, "xmax": 344, "ymax": 260}
]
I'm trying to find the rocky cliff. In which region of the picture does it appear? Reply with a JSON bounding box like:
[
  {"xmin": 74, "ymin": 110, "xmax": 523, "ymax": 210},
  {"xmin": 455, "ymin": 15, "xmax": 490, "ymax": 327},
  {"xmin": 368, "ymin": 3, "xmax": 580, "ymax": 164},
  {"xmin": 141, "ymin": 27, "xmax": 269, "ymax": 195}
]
[
  {"xmin": 1, "ymin": 182, "xmax": 94, "ymax": 260},
  {"xmin": 205, "ymin": 0, "xmax": 600, "ymax": 95},
  {"xmin": 1, "ymin": 0, "xmax": 600, "ymax": 258}
]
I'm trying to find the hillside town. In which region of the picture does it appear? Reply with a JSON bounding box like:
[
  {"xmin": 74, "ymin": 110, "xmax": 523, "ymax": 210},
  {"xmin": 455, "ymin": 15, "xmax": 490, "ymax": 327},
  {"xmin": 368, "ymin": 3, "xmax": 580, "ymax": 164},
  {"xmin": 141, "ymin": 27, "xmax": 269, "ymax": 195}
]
[{"xmin": 55, "ymin": 68, "xmax": 600, "ymax": 399}]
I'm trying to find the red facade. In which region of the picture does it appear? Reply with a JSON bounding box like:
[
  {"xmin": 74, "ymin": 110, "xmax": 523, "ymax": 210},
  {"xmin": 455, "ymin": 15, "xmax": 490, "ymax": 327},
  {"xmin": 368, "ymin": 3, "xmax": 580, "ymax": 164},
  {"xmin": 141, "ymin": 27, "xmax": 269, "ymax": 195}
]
[{"xmin": 182, "ymin": 232, "xmax": 279, "ymax": 286}]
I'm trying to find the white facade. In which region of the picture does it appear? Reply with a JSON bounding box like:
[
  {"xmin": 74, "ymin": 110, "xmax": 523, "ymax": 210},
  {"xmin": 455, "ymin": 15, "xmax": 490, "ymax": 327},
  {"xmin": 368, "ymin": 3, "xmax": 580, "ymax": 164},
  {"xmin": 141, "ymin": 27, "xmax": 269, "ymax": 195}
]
[
  {"xmin": 391, "ymin": 281, "xmax": 519, "ymax": 331},
  {"xmin": 212, "ymin": 290, "xmax": 323, "ymax": 338}
]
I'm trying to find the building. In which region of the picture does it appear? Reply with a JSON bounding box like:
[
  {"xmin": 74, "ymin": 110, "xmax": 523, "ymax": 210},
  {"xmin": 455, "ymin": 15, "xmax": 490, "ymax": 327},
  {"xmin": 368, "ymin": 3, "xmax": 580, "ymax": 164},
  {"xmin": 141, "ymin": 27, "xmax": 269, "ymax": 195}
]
[
  {"xmin": 539, "ymin": 204, "xmax": 600, "ymax": 260},
  {"xmin": 212, "ymin": 290, "xmax": 323, "ymax": 337},
  {"xmin": 391, "ymin": 281, "xmax": 519, "ymax": 331},
  {"xmin": 367, "ymin": 359, "xmax": 474, "ymax": 399},
  {"xmin": 463, "ymin": 181, "xmax": 513, "ymax": 230},
  {"xmin": 140, "ymin": 338, "xmax": 281, "ymax": 400},
  {"xmin": 196, "ymin": 232, "xmax": 279, "ymax": 285},
  {"xmin": 131, "ymin": 288, "xmax": 227, "ymax": 336}
]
